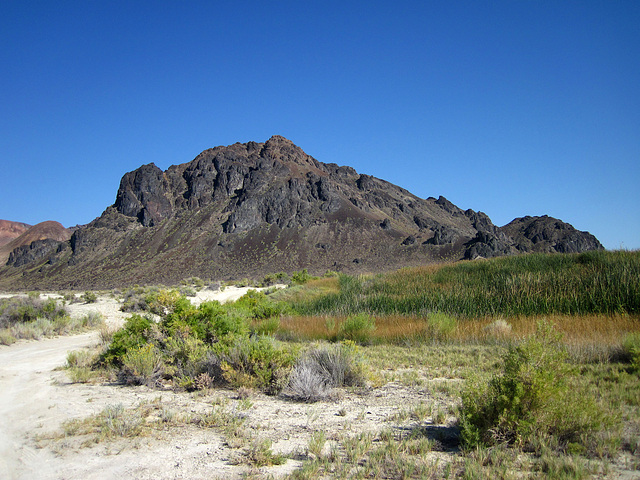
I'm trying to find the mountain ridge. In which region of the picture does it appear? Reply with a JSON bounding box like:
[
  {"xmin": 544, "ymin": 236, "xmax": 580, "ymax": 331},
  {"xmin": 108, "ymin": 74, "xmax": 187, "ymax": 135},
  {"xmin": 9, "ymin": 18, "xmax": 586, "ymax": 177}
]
[{"xmin": 0, "ymin": 136, "xmax": 603, "ymax": 290}]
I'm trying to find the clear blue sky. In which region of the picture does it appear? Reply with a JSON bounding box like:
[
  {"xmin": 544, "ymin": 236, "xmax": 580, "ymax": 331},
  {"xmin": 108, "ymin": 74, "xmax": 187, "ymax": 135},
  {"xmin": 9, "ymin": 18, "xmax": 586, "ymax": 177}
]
[{"xmin": 1, "ymin": 1, "xmax": 638, "ymax": 250}]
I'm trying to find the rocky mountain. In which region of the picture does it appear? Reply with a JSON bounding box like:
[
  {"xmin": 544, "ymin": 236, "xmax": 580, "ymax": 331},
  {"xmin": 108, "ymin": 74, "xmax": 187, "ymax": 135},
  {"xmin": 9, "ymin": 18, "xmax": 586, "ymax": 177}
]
[{"xmin": 0, "ymin": 136, "xmax": 603, "ymax": 290}]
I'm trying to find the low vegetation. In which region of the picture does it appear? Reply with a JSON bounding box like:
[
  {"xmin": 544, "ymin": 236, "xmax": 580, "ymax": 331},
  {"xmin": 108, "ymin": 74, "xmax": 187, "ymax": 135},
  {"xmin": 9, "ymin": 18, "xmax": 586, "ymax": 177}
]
[
  {"xmin": 0, "ymin": 294, "xmax": 104, "ymax": 345},
  {"xmin": 38, "ymin": 250, "xmax": 640, "ymax": 477},
  {"xmin": 292, "ymin": 250, "xmax": 640, "ymax": 317}
]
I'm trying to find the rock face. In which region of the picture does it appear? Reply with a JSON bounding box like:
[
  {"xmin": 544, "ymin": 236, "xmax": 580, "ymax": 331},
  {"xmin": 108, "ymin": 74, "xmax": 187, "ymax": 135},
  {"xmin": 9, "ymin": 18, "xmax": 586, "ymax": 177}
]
[
  {"xmin": 0, "ymin": 136, "xmax": 604, "ymax": 289},
  {"xmin": 501, "ymin": 216, "xmax": 604, "ymax": 254}
]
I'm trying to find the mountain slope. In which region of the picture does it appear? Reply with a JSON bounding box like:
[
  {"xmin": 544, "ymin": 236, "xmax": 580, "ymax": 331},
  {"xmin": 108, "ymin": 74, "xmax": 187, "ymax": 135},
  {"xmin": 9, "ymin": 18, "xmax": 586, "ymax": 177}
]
[
  {"xmin": 0, "ymin": 136, "xmax": 603, "ymax": 289},
  {"xmin": 0, "ymin": 220, "xmax": 31, "ymax": 247},
  {"xmin": 0, "ymin": 221, "xmax": 71, "ymax": 266}
]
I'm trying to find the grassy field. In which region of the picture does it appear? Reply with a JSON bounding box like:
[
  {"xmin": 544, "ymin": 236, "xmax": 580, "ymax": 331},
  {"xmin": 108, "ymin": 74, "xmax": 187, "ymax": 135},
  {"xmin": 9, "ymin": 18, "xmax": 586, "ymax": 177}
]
[{"xmin": 50, "ymin": 250, "xmax": 640, "ymax": 478}]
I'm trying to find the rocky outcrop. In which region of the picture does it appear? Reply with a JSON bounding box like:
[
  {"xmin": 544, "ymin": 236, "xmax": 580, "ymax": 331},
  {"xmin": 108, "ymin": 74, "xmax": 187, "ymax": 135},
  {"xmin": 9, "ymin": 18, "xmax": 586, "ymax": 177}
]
[
  {"xmin": 114, "ymin": 163, "xmax": 173, "ymax": 227},
  {"xmin": 6, "ymin": 238, "xmax": 64, "ymax": 267},
  {"xmin": 500, "ymin": 216, "xmax": 604, "ymax": 253},
  {"xmin": 0, "ymin": 137, "xmax": 605, "ymax": 289}
]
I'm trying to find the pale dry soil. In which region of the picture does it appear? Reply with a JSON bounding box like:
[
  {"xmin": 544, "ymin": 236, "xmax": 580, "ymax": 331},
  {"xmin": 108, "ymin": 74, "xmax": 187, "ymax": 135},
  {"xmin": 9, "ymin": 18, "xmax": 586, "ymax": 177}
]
[{"xmin": 0, "ymin": 288, "xmax": 459, "ymax": 480}]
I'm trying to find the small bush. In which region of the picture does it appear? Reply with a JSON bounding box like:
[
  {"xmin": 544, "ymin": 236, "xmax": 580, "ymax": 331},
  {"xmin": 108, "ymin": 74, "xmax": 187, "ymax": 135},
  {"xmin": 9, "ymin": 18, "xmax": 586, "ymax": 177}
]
[
  {"xmin": 426, "ymin": 312, "xmax": 457, "ymax": 341},
  {"xmin": 244, "ymin": 438, "xmax": 286, "ymax": 467},
  {"xmin": 623, "ymin": 333, "xmax": 640, "ymax": 371},
  {"xmin": 288, "ymin": 342, "xmax": 367, "ymax": 401},
  {"xmin": 214, "ymin": 335, "xmax": 295, "ymax": 395},
  {"xmin": 484, "ymin": 318, "xmax": 512, "ymax": 338},
  {"xmin": 82, "ymin": 291, "xmax": 98, "ymax": 303},
  {"xmin": 0, "ymin": 330, "xmax": 17, "ymax": 345},
  {"xmin": 102, "ymin": 314, "xmax": 153, "ymax": 367},
  {"xmin": 460, "ymin": 322, "xmax": 613, "ymax": 452},
  {"xmin": 98, "ymin": 404, "xmax": 143, "ymax": 439},
  {"xmin": 337, "ymin": 314, "xmax": 376, "ymax": 344},
  {"xmin": 291, "ymin": 269, "xmax": 312, "ymax": 285},
  {"xmin": 0, "ymin": 296, "xmax": 67, "ymax": 328},
  {"xmin": 119, "ymin": 343, "xmax": 165, "ymax": 386}
]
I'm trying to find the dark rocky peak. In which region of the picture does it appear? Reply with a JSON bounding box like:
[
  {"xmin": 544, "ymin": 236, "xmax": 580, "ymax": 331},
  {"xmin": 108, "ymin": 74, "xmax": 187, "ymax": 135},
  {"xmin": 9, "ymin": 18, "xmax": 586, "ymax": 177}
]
[
  {"xmin": 114, "ymin": 163, "xmax": 173, "ymax": 226},
  {"xmin": 500, "ymin": 215, "xmax": 604, "ymax": 253},
  {"xmin": 435, "ymin": 196, "xmax": 465, "ymax": 216},
  {"xmin": 260, "ymin": 135, "xmax": 327, "ymax": 179},
  {"xmin": 464, "ymin": 209, "xmax": 497, "ymax": 233}
]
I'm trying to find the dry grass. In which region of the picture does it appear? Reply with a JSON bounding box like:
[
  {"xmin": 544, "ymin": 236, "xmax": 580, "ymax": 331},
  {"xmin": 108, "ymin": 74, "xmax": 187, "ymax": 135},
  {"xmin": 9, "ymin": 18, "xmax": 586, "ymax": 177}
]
[{"xmin": 279, "ymin": 312, "xmax": 640, "ymax": 351}]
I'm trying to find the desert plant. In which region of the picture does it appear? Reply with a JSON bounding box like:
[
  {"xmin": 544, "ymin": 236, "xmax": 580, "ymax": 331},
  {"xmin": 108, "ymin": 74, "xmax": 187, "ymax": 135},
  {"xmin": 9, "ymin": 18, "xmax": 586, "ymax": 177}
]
[
  {"xmin": 288, "ymin": 342, "xmax": 367, "ymax": 401},
  {"xmin": 244, "ymin": 438, "xmax": 286, "ymax": 467},
  {"xmin": 291, "ymin": 269, "xmax": 312, "ymax": 285},
  {"xmin": 623, "ymin": 332, "xmax": 640, "ymax": 371},
  {"xmin": 425, "ymin": 311, "xmax": 457, "ymax": 341},
  {"xmin": 118, "ymin": 343, "xmax": 165, "ymax": 386},
  {"xmin": 336, "ymin": 313, "xmax": 376, "ymax": 344},
  {"xmin": 102, "ymin": 314, "xmax": 154, "ymax": 367},
  {"xmin": 0, "ymin": 296, "xmax": 68, "ymax": 327},
  {"xmin": 460, "ymin": 321, "xmax": 613, "ymax": 452},
  {"xmin": 215, "ymin": 334, "xmax": 295, "ymax": 395},
  {"xmin": 98, "ymin": 404, "xmax": 144, "ymax": 439},
  {"xmin": 82, "ymin": 291, "xmax": 98, "ymax": 303}
]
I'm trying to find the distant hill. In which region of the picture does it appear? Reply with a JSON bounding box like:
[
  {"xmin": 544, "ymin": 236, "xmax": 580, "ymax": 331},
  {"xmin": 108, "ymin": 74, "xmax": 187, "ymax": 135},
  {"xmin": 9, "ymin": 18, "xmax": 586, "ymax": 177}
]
[
  {"xmin": 0, "ymin": 220, "xmax": 32, "ymax": 247},
  {"xmin": 0, "ymin": 221, "xmax": 71, "ymax": 265},
  {"xmin": 0, "ymin": 136, "xmax": 603, "ymax": 290}
]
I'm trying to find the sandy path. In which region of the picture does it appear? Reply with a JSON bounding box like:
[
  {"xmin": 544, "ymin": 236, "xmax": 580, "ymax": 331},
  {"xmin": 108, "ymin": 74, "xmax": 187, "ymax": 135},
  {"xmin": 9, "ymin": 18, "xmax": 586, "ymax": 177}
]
[
  {"xmin": 0, "ymin": 285, "xmax": 458, "ymax": 479},
  {"xmin": 0, "ymin": 332, "xmax": 98, "ymax": 479},
  {"xmin": 0, "ymin": 286, "xmax": 285, "ymax": 480}
]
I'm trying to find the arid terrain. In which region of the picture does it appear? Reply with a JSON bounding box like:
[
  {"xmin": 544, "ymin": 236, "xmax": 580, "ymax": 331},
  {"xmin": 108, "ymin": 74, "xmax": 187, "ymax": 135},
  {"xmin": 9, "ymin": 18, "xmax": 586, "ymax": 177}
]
[
  {"xmin": 0, "ymin": 289, "xmax": 460, "ymax": 480},
  {"xmin": 2, "ymin": 249, "xmax": 639, "ymax": 479}
]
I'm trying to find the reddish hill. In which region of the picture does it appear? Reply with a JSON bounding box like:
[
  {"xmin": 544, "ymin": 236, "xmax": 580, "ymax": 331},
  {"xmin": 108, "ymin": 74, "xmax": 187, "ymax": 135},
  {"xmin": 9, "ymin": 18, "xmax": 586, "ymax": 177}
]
[
  {"xmin": 0, "ymin": 221, "xmax": 71, "ymax": 265},
  {"xmin": 0, "ymin": 220, "xmax": 32, "ymax": 247}
]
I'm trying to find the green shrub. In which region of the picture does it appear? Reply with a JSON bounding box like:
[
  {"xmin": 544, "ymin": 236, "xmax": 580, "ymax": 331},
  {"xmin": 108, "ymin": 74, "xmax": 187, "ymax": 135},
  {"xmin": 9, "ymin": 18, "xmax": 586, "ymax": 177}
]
[
  {"xmin": 623, "ymin": 333, "xmax": 640, "ymax": 371},
  {"xmin": 426, "ymin": 312, "xmax": 457, "ymax": 341},
  {"xmin": 0, "ymin": 296, "xmax": 67, "ymax": 327},
  {"xmin": 119, "ymin": 343, "xmax": 165, "ymax": 386},
  {"xmin": 234, "ymin": 290, "xmax": 289, "ymax": 320},
  {"xmin": 460, "ymin": 322, "xmax": 612, "ymax": 452},
  {"xmin": 0, "ymin": 330, "xmax": 17, "ymax": 345},
  {"xmin": 82, "ymin": 291, "xmax": 98, "ymax": 303},
  {"xmin": 163, "ymin": 335, "xmax": 209, "ymax": 382},
  {"xmin": 214, "ymin": 335, "xmax": 295, "ymax": 395},
  {"xmin": 337, "ymin": 314, "xmax": 376, "ymax": 345},
  {"xmin": 102, "ymin": 314, "xmax": 154, "ymax": 367},
  {"xmin": 291, "ymin": 268, "xmax": 312, "ymax": 285}
]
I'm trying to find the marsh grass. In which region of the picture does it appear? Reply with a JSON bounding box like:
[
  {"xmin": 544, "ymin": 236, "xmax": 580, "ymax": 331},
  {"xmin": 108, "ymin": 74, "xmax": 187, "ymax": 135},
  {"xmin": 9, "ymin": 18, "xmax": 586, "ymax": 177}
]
[
  {"xmin": 279, "ymin": 311, "xmax": 640, "ymax": 350},
  {"xmin": 295, "ymin": 251, "xmax": 640, "ymax": 317}
]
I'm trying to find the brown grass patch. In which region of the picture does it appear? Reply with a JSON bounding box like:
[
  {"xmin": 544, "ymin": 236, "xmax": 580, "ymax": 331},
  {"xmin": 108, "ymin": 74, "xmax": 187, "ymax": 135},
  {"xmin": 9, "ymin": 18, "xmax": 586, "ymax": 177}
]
[{"xmin": 280, "ymin": 312, "xmax": 640, "ymax": 349}]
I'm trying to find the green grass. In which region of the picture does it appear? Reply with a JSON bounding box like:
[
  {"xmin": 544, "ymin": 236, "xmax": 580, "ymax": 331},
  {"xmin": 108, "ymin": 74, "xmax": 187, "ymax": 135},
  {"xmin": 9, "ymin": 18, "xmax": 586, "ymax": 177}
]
[{"xmin": 293, "ymin": 250, "xmax": 640, "ymax": 317}]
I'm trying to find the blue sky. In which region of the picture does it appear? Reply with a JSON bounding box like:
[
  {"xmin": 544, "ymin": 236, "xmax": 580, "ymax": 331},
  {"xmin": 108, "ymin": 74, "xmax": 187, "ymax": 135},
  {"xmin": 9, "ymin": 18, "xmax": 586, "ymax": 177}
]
[{"xmin": 1, "ymin": 1, "xmax": 638, "ymax": 250}]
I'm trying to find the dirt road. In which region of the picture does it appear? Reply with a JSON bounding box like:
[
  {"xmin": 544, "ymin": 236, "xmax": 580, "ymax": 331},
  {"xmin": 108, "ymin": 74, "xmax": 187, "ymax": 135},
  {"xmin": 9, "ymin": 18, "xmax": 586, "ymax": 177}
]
[
  {"xmin": 0, "ymin": 332, "xmax": 98, "ymax": 479},
  {"xmin": 0, "ymin": 286, "xmax": 296, "ymax": 480},
  {"xmin": 1, "ymin": 286, "xmax": 456, "ymax": 479}
]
